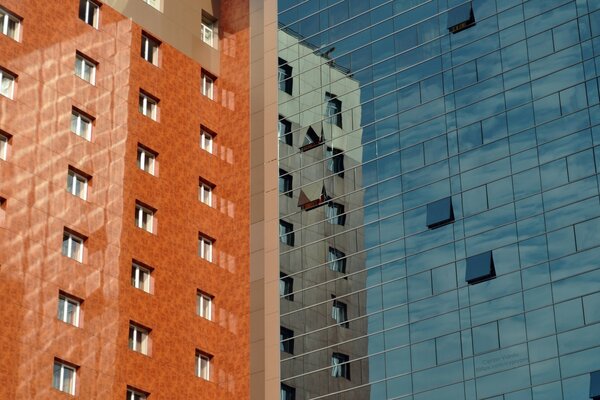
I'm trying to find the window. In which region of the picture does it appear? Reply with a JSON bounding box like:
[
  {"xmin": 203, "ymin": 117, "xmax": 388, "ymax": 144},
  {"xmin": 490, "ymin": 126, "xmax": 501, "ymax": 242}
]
[
  {"xmin": 201, "ymin": 14, "xmax": 216, "ymax": 47},
  {"xmin": 279, "ymin": 169, "xmax": 292, "ymax": 197},
  {"xmin": 135, "ymin": 202, "xmax": 155, "ymax": 233},
  {"xmin": 280, "ymin": 327, "xmax": 294, "ymax": 354},
  {"xmin": 0, "ymin": 68, "xmax": 15, "ymax": 99},
  {"xmin": 281, "ymin": 384, "xmax": 296, "ymax": 400},
  {"xmin": 129, "ymin": 323, "xmax": 150, "ymax": 355},
  {"xmin": 331, "ymin": 353, "xmax": 350, "ymax": 379},
  {"xmin": 197, "ymin": 291, "xmax": 213, "ymax": 320},
  {"xmin": 198, "ymin": 234, "xmax": 213, "ymax": 262},
  {"xmin": 279, "ymin": 272, "xmax": 293, "ymax": 301},
  {"xmin": 66, "ymin": 167, "xmax": 89, "ymax": 200},
  {"xmin": 590, "ymin": 370, "xmax": 600, "ymax": 399},
  {"xmin": 202, "ymin": 72, "xmax": 214, "ymax": 99},
  {"xmin": 0, "ymin": 132, "xmax": 9, "ymax": 160},
  {"xmin": 196, "ymin": 351, "xmax": 212, "ymax": 380},
  {"xmin": 137, "ymin": 145, "xmax": 157, "ymax": 175},
  {"xmin": 200, "ymin": 127, "xmax": 214, "ymax": 153},
  {"xmin": 127, "ymin": 387, "xmax": 148, "ymax": 400},
  {"xmin": 326, "ymin": 202, "xmax": 345, "ymax": 225},
  {"xmin": 141, "ymin": 0, "xmax": 160, "ymax": 11},
  {"xmin": 0, "ymin": 197, "xmax": 5, "ymax": 225},
  {"xmin": 62, "ymin": 230, "xmax": 84, "ymax": 262},
  {"xmin": 426, "ymin": 197, "xmax": 454, "ymax": 229},
  {"xmin": 139, "ymin": 91, "xmax": 158, "ymax": 120},
  {"xmin": 279, "ymin": 220, "xmax": 294, "ymax": 246},
  {"xmin": 447, "ymin": 2, "xmax": 475, "ymax": 34},
  {"xmin": 278, "ymin": 117, "xmax": 292, "ymax": 146},
  {"xmin": 199, "ymin": 180, "xmax": 213, "ymax": 206},
  {"xmin": 278, "ymin": 58, "xmax": 292, "ymax": 95},
  {"xmin": 53, "ymin": 360, "xmax": 77, "ymax": 395},
  {"xmin": 465, "ymin": 251, "xmax": 496, "ymax": 284},
  {"xmin": 57, "ymin": 293, "xmax": 81, "ymax": 327},
  {"xmin": 78, "ymin": 0, "xmax": 99, "ymax": 28},
  {"xmin": 0, "ymin": 7, "xmax": 20, "ymax": 40},
  {"xmin": 71, "ymin": 108, "xmax": 93, "ymax": 140},
  {"xmin": 328, "ymin": 247, "xmax": 346, "ymax": 273},
  {"xmin": 326, "ymin": 147, "xmax": 344, "ymax": 177},
  {"xmin": 332, "ymin": 297, "xmax": 348, "ymax": 327},
  {"xmin": 301, "ymin": 126, "xmax": 321, "ymax": 150},
  {"xmin": 141, "ymin": 33, "xmax": 159, "ymax": 65},
  {"xmin": 131, "ymin": 261, "xmax": 152, "ymax": 293},
  {"xmin": 325, "ymin": 92, "xmax": 342, "ymax": 128},
  {"xmin": 74, "ymin": 52, "xmax": 96, "ymax": 84}
]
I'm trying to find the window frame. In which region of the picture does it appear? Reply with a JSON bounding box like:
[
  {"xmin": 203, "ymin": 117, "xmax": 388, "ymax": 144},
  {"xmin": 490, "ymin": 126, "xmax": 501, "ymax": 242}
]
[
  {"xmin": 141, "ymin": 33, "xmax": 160, "ymax": 65},
  {"xmin": 281, "ymin": 384, "xmax": 296, "ymax": 400},
  {"xmin": 196, "ymin": 351, "xmax": 212, "ymax": 380},
  {"xmin": 62, "ymin": 230, "xmax": 85, "ymax": 262},
  {"xmin": 0, "ymin": 7, "xmax": 21, "ymax": 41},
  {"xmin": 135, "ymin": 202, "xmax": 155, "ymax": 233},
  {"xmin": 325, "ymin": 92, "xmax": 342, "ymax": 128},
  {"xmin": 127, "ymin": 387, "xmax": 148, "ymax": 400},
  {"xmin": 278, "ymin": 58, "xmax": 293, "ymax": 95},
  {"xmin": 326, "ymin": 146, "xmax": 344, "ymax": 177},
  {"xmin": 74, "ymin": 52, "xmax": 97, "ymax": 85},
  {"xmin": 128, "ymin": 322, "xmax": 150, "ymax": 355},
  {"xmin": 53, "ymin": 360, "xmax": 77, "ymax": 395},
  {"xmin": 280, "ymin": 326, "xmax": 294, "ymax": 354},
  {"xmin": 279, "ymin": 272, "xmax": 294, "ymax": 301},
  {"xmin": 201, "ymin": 72, "xmax": 214, "ymax": 99},
  {"xmin": 70, "ymin": 108, "xmax": 93, "ymax": 141},
  {"xmin": 131, "ymin": 261, "xmax": 152, "ymax": 293},
  {"xmin": 139, "ymin": 91, "xmax": 158, "ymax": 120},
  {"xmin": 199, "ymin": 180, "xmax": 214, "ymax": 207},
  {"xmin": 141, "ymin": 0, "xmax": 160, "ymax": 11},
  {"xmin": 66, "ymin": 167, "xmax": 89, "ymax": 200},
  {"xmin": 79, "ymin": 0, "xmax": 100, "ymax": 28},
  {"xmin": 198, "ymin": 234, "xmax": 213, "ymax": 262},
  {"xmin": 332, "ymin": 298, "xmax": 349, "ymax": 327},
  {"xmin": 137, "ymin": 144, "xmax": 157, "ymax": 175},
  {"xmin": 278, "ymin": 117, "xmax": 292, "ymax": 146},
  {"xmin": 0, "ymin": 68, "xmax": 16, "ymax": 99},
  {"xmin": 326, "ymin": 202, "xmax": 346, "ymax": 225},
  {"xmin": 200, "ymin": 127, "xmax": 214, "ymax": 154},
  {"xmin": 279, "ymin": 169, "xmax": 293, "ymax": 197},
  {"xmin": 279, "ymin": 220, "xmax": 294, "ymax": 246},
  {"xmin": 328, "ymin": 247, "xmax": 346, "ymax": 273},
  {"xmin": 0, "ymin": 132, "xmax": 9, "ymax": 160},
  {"xmin": 201, "ymin": 14, "xmax": 216, "ymax": 47},
  {"xmin": 57, "ymin": 292, "xmax": 81, "ymax": 327},
  {"xmin": 197, "ymin": 291, "xmax": 213, "ymax": 321},
  {"xmin": 331, "ymin": 352, "xmax": 350, "ymax": 379}
]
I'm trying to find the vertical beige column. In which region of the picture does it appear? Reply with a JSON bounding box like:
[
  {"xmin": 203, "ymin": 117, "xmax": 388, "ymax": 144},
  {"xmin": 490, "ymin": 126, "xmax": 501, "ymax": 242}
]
[{"xmin": 249, "ymin": 0, "xmax": 279, "ymax": 399}]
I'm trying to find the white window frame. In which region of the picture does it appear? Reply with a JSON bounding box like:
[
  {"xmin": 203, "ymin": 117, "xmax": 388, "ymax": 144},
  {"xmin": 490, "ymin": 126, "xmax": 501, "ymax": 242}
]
[
  {"xmin": 131, "ymin": 262, "xmax": 151, "ymax": 293},
  {"xmin": 80, "ymin": 0, "xmax": 99, "ymax": 28},
  {"xmin": 197, "ymin": 292, "xmax": 213, "ymax": 320},
  {"xmin": 74, "ymin": 53, "xmax": 96, "ymax": 85},
  {"xmin": 53, "ymin": 361, "xmax": 76, "ymax": 395},
  {"xmin": 198, "ymin": 235, "xmax": 213, "ymax": 262},
  {"xmin": 199, "ymin": 183, "xmax": 212, "ymax": 206},
  {"xmin": 200, "ymin": 129, "xmax": 213, "ymax": 154},
  {"xmin": 62, "ymin": 231, "xmax": 84, "ymax": 262},
  {"xmin": 0, "ymin": 8, "xmax": 20, "ymax": 40},
  {"xmin": 135, "ymin": 203, "xmax": 154, "ymax": 233},
  {"xmin": 141, "ymin": 33, "xmax": 159, "ymax": 65},
  {"xmin": 67, "ymin": 169, "xmax": 88, "ymax": 200},
  {"xmin": 202, "ymin": 73, "xmax": 214, "ymax": 99},
  {"xmin": 0, "ymin": 134, "xmax": 7, "ymax": 160},
  {"xmin": 127, "ymin": 388, "xmax": 148, "ymax": 400},
  {"xmin": 129, "ymin": 323, "xmax": 149, "ymax": 355},
  {"xmin": 137, "ymin": 146, "xmax": 156, "ymax": 175},
  {"xmin": 0, "ymin": 69, "xmax": 15, "ymax": 99},
  {"xmin": 201, "ymin": 18, "xmax": 214, "ymax": 47},
  {"xmin": 139, "ymin": 92, "xmax": 158, "ymax": 120},
  {"xmin": 141, "ymin": 0, "xmax": 160, "ymax": 11},
  {"xmin": 70, "ymin": 109, "xmax": 93, "ymax": 140},
  {"xmin": 57, "ymin": 294, "xmax": 81, "ymax": 327},
  {"xmin": 196, "ymin": 352, "xmax": 211, "ymax": 380},
  {"xmin": 332, "ymin": 299, "xmax": 348, "ymax": 326}
]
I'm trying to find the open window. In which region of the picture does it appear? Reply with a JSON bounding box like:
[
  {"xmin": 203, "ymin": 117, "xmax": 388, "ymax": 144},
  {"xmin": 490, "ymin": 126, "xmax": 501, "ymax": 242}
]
[
  {"xmin": 426, "ymin": 197, "xmax": 454, "ymax": 229},
  {"xmin": 297, "ymin": 182, "xmax": 327, "ymax": 211},
  {"xmin": 299, "ymin": 123, "xmax": 323, "ymax": 151},
  {"xmin": 465, "ymin": 251, "xmax": 496, "ymax": 284},
  {"xmin": 447, "ymin": 2, "xmax": 475, "ymax": 34}
]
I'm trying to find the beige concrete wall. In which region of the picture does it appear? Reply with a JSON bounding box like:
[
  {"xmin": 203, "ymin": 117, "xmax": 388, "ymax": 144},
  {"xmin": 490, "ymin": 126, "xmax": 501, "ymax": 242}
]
[
  {"xmin": 249, "ymin": 0, "xmax": 280, "ymax": 399},
  {"xmin": 103, "ymin": 0, "xmax": 220, "ymax": 74}
]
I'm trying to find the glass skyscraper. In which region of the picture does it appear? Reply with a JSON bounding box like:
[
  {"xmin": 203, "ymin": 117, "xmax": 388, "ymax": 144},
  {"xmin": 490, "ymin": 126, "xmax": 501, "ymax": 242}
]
[{"xmin": 277, "ymin": 0, "xmax": 600, "ymax": 399}]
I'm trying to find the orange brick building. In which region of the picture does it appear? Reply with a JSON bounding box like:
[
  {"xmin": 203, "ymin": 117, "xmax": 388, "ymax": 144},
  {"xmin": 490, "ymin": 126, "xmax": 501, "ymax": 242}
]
[{"xmin": 0, "ymin": 0, "xmax": 255, "ymax": 398}]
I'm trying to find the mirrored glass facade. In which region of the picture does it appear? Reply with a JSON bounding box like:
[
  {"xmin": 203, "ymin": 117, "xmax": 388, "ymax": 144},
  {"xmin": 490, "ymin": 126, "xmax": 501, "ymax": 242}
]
[{"xmin": 278, "ymin": 0, "xmax": 600, "ymax": 399}]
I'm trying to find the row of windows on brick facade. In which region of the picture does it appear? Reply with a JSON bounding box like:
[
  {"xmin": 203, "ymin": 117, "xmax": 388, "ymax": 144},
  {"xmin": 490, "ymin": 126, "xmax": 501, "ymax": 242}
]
[{"xmin": 52, "ymin": 348, "xmax": 212, "ymax": 396}]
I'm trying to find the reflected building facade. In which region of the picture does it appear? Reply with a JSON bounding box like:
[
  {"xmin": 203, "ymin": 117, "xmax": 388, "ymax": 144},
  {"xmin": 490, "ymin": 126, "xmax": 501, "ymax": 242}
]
[{"xmin": 278, "ymin": 0, "xmax": 600, "ymax": 399}]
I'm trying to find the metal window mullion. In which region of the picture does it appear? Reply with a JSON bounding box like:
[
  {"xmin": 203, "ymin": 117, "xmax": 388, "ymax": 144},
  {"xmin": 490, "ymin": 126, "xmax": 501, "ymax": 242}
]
[
  {"xmin": 67, "ymin": 235, "xmax": 73, "ymax": 258},
  {"xmin": 2, "ymin": 14, "xmax": 8, "ymax": 35},
  {"xmin": 73, "ymin": 301, "xmax": 79, "ymax": 326},
  {"xmin": 59, "ymin": 365, "xmax": 65, "ymax": 391},
  {"xmin": 132, "ymin": 327, "xmax": 138, "ymax": 351},
  {"xmin": 134, "ymin": 265, "xmax": 140, "ymax": 288},
  {"xmin": 144, "ymin": 37, "xmax": 149, "ymax": 61}
]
